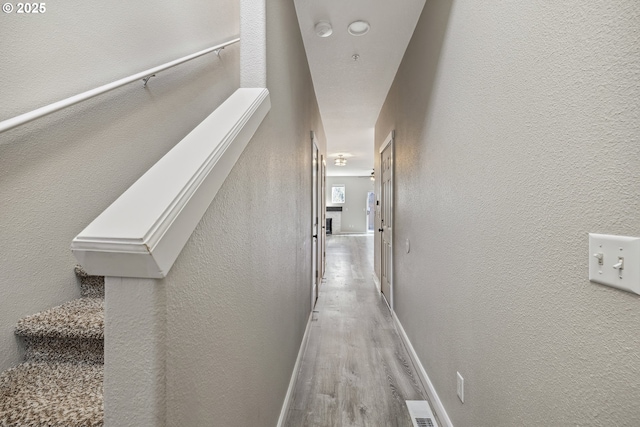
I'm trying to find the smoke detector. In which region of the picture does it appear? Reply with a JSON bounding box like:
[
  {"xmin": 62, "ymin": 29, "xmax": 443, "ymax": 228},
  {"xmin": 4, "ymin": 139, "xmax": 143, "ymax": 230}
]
[{"xmin": 315, "ymin": 21, "xmax": 333, "ymax": 38}]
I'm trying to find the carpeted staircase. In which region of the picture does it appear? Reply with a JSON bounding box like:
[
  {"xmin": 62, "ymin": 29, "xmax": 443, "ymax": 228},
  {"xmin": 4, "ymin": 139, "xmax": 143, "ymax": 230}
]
[{"xmin": 0, "ymin": 267, "xmax": 104, "ymax": 426}]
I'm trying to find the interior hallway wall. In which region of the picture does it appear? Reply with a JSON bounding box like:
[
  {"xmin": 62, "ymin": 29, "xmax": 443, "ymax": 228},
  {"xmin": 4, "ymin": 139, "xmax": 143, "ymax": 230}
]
[
  {"xmin": 0, "ymin": 0, "xmax": 239, "ymax": 372},
  {"xmin": 162, "ymin": 1, "xmax": 326, "ymax": 425},
  {"xmin": 326, "ymin": 176, "xmax": 374, "ymax": 234},
  {"xmin": 375, "ymin": 1, "xmax": 640, "ymax": 425}
]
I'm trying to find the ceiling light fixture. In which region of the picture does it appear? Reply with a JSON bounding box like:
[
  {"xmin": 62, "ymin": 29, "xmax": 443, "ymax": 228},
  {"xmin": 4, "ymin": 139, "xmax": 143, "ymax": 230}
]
[
  {"xmin": 352, "ymin": 54, "xmax": 360, "ymax": 61},
  {"xmin": 370, "ymin": 170, "xmax": 375, "ymax": 181},
  {"xmin": 348, "ymin": 20, "xmax": 370, "ymax": 36},
  {"xmin": 315, "ymin": 21, "xmax": 333, "ymax": 38},
  {"xmin": 335, "ymin": 155, "xmax": 347, "ymax": 166}
]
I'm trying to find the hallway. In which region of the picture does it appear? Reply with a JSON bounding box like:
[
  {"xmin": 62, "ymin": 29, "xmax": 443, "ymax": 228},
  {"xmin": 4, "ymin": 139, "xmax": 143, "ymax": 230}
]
[{"xmin": 285, "ymin": 235, "xmax": 434, "ymax": 426}]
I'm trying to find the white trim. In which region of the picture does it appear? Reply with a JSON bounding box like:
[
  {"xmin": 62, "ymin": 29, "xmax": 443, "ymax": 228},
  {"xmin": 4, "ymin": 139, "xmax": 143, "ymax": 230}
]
[
  {"xmin": 373, "ymin": 273, "xmax": 381, "ymax": 292},
  {"xmin": 381, "ymin": 292, "xmax": 391, "ymax": 312},
  {"xmin": 392, "ymin": 312, "xmax": 453, "ymax": 427},
  {"xmin": 379, "ymin": 129, "xmax": 395, "ymax": 153},
  {"xmin": 390, "ymin": 136, "xmax": 395, "ymax": 312},
  {"xmin": 277, "ymin": 311, "xmax": 314, "ymax": 427},
  {"xmin": 312, "ymin": 136, "xmax": 319, "ymax": 309},
  {"xmin": 72, "ymin": 88, "xmax": 271, "ymax": 278},
  {"xmin": 379, "ymin": 130, "xmax": 395, "ymax": 311}
]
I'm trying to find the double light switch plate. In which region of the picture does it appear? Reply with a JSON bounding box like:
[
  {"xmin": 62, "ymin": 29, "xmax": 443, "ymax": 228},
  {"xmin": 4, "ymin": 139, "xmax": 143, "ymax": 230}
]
[{"xmin": 589, "ymin": 233, "xmax": 640, "ymax": 295}]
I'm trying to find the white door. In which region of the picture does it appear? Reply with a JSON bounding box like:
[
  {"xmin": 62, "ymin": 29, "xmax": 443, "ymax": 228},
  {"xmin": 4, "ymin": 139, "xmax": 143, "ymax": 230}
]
[
  {"xmin": 320, "ymin": 156, "xmax": 327, "ymax": 279},
  {"xmin": 380, "ymin": 133, "xmax": 394, "ymax": 309},
  {"xmin": 312, "ymin": 139, "xmax": 319, "ymax": 307}
]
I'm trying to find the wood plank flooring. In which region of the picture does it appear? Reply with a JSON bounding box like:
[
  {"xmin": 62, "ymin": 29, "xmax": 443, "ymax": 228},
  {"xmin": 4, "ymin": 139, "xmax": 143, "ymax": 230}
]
[{"xmin": 285, "ymin": 235, "xmax": 429, "ymax": 427}]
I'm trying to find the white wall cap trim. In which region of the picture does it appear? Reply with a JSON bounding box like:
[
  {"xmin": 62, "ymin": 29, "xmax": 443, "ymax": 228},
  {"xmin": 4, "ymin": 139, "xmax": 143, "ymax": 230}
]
[{"xmin": 72, "ymin": 88, "xmax": 271, "ymax": 278}]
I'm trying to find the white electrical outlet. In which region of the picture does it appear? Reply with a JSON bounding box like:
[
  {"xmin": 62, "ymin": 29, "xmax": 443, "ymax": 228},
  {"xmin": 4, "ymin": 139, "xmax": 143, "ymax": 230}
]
[{"xmin": 457, "ymin": 372, "xmax": 464, "ymax": 403}]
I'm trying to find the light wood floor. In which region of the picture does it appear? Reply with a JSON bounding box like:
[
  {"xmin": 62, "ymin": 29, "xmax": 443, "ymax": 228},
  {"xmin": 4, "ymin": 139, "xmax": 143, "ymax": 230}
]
[{"xmin": 285, "ymin": 235, "xmax": 428, "ymax": 427}]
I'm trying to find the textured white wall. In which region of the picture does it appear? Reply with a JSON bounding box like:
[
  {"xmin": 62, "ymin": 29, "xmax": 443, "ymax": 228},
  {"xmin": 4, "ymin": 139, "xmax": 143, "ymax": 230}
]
[
  {"xmin": 240, "ymin": 0, "xmax": 266, "ymax": 87},
  {"xmin": 376, "ymin": 0, "xmax": 640, "ymax": 425},
  {"xmin": 104, "ymin": 277, "xmax": 166, "ymax": 427},
  {"xmin": 162, "ymin": 1, "xmax": 325, "ymax": 425},
  {"xmin": 326, "ymin": 176, "xmax": 374, "ymax": 233},
  {"xmin": 0, "ymin": 0, "xmax": 239, "ymax": 372}
]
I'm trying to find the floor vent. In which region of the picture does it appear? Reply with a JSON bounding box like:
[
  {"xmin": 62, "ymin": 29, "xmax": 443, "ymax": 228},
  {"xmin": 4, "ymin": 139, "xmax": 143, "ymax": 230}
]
[
  {"xmin": 406, "ymin": 400, "xmax": 439, "ymax": 427},
  {"xmin": 416, "ymin": 418, "xmax": 434, "ymax": 427}
]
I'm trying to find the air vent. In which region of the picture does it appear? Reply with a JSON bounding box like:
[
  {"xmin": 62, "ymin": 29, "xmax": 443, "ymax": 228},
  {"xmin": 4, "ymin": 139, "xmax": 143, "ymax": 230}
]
[
  {"xmin": 415, "ymin": 418, "xmax": 435, "ymax": 427},
  {"xmin": 406, "ymin": 400, "xmax": 439, "ymax": 427}
]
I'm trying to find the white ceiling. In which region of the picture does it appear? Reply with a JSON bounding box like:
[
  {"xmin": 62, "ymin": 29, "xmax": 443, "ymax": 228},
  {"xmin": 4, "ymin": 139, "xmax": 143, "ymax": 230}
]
[{"xmin": 294, "ymin": 0, "xmax": 426, "ymax": 176}]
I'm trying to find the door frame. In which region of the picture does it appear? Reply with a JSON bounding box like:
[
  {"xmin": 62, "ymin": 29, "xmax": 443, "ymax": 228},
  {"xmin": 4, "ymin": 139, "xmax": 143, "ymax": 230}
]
[
  {"xmin": 311, "ymin": 133, "xmax": 319, "ymax": 308},
  {"xmin": 379, "ymin": 130, "xmax": 395, "ymax": 311},
  {"xmin": 320, "ymin": 155, "xmax": 327, "ymax": 279}
]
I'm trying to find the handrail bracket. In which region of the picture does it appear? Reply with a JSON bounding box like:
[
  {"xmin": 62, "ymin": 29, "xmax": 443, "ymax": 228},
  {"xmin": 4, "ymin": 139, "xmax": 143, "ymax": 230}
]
[
  {"xmin": 142, "ymin": 74, "xmax": 156, "ymax": 88},
  {"xmin": 0, "ymin": 36, "xmax": 240, "ymax": 134}
]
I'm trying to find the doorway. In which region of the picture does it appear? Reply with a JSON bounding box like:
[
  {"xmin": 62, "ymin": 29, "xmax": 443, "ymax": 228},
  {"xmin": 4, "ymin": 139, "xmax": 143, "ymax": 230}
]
[
  {"xmin": 379, "ymin": 131, "xmax": 394, "ymax": 310},
  {"xmin": 312, "ymin": 137, "xmax": 319, "ymax": 307},
  {"xmin": 311, "ymin": 132, "xmax": 325, "ymax": 308},
  {"xmin": 366, "ymin": 191, "xmax": 375, "ymax": 232},
  {"xmin": 320, "ymin": 156, "xmax": 327, "ymax": 278}
]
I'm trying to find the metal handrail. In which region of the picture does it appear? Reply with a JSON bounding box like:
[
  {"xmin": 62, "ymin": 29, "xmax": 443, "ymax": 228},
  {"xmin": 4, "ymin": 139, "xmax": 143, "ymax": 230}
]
[{"xmin": 0, "ymin": 37, "xmax": 240, "ymax": 134}]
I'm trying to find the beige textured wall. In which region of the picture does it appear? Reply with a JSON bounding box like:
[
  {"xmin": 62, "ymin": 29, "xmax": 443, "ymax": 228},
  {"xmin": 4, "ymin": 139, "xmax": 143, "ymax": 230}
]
[
  {"xmin": 0, "ymin": 1, "xmax": 239, "ymax": 372},
  {"xmin": 162, "ymin": 1, "xmax": 325, "ymax": 425},
  {"xmin": 375, "ymin": 1, "xmax": 640, "ymax": 425}
]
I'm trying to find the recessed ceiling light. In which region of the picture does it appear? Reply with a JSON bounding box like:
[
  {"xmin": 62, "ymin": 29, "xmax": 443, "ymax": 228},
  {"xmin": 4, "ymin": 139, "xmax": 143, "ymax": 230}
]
[
  {"xmin": 315, "ymin": 21, "xmax": 333, "ymax": 38},
  {"xmin": 348, "ymin": 20, "xmax": 370, "ymax": 36}
]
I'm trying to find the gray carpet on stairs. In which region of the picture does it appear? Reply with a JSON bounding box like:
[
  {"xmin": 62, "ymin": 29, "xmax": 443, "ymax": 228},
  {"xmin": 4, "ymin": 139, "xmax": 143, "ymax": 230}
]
[
  {"xmin": 73, "ymin": 266, "xmax": 104, "ymax": 299},
  {"xmin": 0, "ymin": 362, "xmax": 103, "ymax": 427},
  {"xmin": 0, "ymin": 267, "xmax": 104, "ymax": 427}
]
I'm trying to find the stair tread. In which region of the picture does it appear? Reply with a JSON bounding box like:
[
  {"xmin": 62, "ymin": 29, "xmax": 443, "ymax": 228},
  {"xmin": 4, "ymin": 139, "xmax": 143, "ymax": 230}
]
[
  {"xmin": 74, "ymin": 265, "xmax": 104, "ymax": 299},
  {"xmin": 0, "ymin": 361, "xmax": 103, "ymax": 427},
  {"xmin": 15, "ymin": 298, "xmax": 103, "ymax": 340}
]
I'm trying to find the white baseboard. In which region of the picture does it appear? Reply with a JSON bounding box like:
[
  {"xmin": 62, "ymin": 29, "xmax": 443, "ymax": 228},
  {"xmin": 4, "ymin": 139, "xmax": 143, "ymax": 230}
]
[
  {"xmin": 392, "ymin": 313, "xmax": 454, "ymax": 427},
  {"xmin": 373, "ymin": 273, "xmax": 381, "ymax": 292},
  {"xmin": 276, "ymin": 311, "xmax": 313, "ymax": 427}
]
